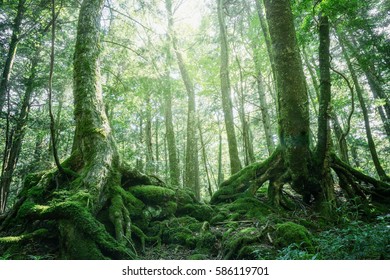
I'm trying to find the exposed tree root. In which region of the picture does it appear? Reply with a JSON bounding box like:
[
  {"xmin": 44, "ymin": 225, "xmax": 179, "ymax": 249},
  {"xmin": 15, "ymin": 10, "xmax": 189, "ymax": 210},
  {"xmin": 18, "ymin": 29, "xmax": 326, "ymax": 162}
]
[
  {"xmin": 0, "ymin": 158, "xmax": 171, "ymax": 259},
  {"xmin": 331, "ymin": 154, "xmax": 390, "ymax": 203},
  {"xmin": 211, "ymin": 148, "xmax": 390, "ymax": 213}
]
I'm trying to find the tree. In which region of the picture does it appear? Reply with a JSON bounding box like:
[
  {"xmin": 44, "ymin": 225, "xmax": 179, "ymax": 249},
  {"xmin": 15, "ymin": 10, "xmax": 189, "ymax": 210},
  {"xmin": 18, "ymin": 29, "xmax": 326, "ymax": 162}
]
[
  {"xmin": 0, "ymin": 0, "xmax": 146, "ymax": 259},
  {"xmin": 0, "ymin": 0, "xmax": 25, "ymax": 111},
  {"xmin": 217, "ymin": 0, "xmax": 242, "ymax": 175},
  {"xmin": 165, "ymin": 0, "xmax": 200, "ymax": 199},
  {"xmin": 211, "ymin": 0, "xmax": 389, "ymax": 214}
]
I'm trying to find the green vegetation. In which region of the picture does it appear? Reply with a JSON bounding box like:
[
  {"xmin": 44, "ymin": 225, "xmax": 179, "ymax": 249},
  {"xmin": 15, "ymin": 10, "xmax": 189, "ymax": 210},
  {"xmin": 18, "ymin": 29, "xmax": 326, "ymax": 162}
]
[{"xmin": 0, "ymin": 0, "xmax": 389, "ymax": 260}]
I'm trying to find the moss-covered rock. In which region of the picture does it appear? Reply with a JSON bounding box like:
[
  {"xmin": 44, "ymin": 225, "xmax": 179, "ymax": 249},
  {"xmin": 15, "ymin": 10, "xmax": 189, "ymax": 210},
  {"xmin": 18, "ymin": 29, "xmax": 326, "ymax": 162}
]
[
  {"xmin": 176, "ymin": 203, "xmax": 214, "ymax": 222},
  {"xmin": 159, "ymin": 217, "xmax": 204, "ymax": 249},
  {"xmin": 129, "ymin": 185, "xmax": 175, "ymax": 204},
  {"xmin": 196, "ymin": 231, "xmax": 218, "ymax": 254},
  {"xmin": 227, "ymin": 197, "xmax": 274, "ymax": 221},
  {"xmin": 223, "ymin": 227, "xmax": 264, "ymax": 259},
  {"xmin": 274, "ymin": 222, "xmax": 314, "ymax": 252}
]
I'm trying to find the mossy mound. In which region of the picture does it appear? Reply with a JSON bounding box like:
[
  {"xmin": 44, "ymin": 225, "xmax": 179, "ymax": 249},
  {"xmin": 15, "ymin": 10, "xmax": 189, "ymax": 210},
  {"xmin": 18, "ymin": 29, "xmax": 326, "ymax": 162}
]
[
  {"xmin": 176, "ymin": 203, "xmax": 214, "ymax": 222},
  {"xmin": 226, "ymin": 197, "xmax": 275, "ymax": 221},
  {"xmin": 222, "ymin": 227, "xmax": 265, "ymax": 259},
  {"xmin": 128, "ymin": 185, "xmax": 177, "ymax": 221},
  {"xmin": 129, "ymin": 185, "xmax": 175, "ymax": 204},
  {"xmin": 274, "ymin": 222, "xmax": 314, "ymax": 252},
  {"xmin": 196, "ymin": 231, "xmax": 218, "ymax": 255},
  {"xmin": 158, "ymin": 217, "xmax": 203, "ymax": 249}
]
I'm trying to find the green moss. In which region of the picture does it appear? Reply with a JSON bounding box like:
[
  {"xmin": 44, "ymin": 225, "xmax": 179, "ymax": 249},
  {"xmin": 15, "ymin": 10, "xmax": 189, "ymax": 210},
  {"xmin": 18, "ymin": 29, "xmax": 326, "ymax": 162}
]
[
  {"xmin": 196, "ymin": 232, "xmax": 217, "ymax": 254},
  {"xmin": 0, "ymin": 229, "xmax": 48, "ymax": 244},
  {"xmin": 187, "ymin": 253, "xmax": 209, "ymax": 260},
  {"xmin": 129, "ymin": 185, "xmax": 175, "ymax": 205},
  {"xmin": 237, "ymin": 244, "xmax": 275, "ymax": 260},
  {"xmin": 227, "ymin": 197, "xmax": 274, "ymax": 221},
  {"xmin": 274, "ymin": 222, "xmax": 314, "ymax": 252},
  {"xmin": 174, "ymin": 187, "xmax": 197, "ymax": 206},
  {"xmin": 17, "ymin": 200, "xmax": 38, "ymax": 218},
  {"xmin": 159, "ymin": 217, "xmax": 203, "ymax": 249},
  {"xmin": 223, "ymin": 227, "xmax": 264, "ymax": 260},
  {"xmin": 210, "ymin": 213, "xmax": 227, "ymax": 224},
  {"xmin": 176, "ymin": 203, "xmax": 214, "ymax": 221}
]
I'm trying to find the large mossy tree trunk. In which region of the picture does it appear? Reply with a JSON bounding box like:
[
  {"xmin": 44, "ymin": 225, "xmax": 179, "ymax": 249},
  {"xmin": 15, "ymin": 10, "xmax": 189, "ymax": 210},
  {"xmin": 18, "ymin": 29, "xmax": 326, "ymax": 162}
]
[
  {"xmin": 264, "ymin": 0, "xmax": 312, "ymax": 197},
  {"xmin": 0, "ymin": 0, "xmax": 140, "ymax": 260}
]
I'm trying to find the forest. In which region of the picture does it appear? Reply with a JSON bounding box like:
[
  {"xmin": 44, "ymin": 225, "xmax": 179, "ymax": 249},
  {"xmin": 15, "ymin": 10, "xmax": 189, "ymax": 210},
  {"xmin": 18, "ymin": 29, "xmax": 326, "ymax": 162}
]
[{"xmin": 0, "ymin": 0, "xmax": 389, "ymax": 260}]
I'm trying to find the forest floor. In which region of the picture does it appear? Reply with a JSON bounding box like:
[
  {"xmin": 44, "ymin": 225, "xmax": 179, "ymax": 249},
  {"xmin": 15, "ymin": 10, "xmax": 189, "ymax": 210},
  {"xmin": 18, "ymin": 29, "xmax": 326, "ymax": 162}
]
[
  {"xmin": 138, "ymin": 189, "xmax": 390, "ymax": 260},
  {"xmin": 1, "ymin": 182, "xmax": 389, "ymax": 260}
]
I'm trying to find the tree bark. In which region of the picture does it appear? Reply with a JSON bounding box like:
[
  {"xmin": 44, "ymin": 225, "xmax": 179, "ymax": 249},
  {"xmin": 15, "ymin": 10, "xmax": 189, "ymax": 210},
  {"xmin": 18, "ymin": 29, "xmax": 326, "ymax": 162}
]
[
  {"xmin": 315, "ymin": 12, "xmax": 336, "ymax": 212},
  {"xmin": 165, "ymin": 0, "xmax": 199, "ymax": 198},
  {"xmin": 217, "ymin": 0, "xmax": 242, "ymax": 175},
  {"xmin": 0, "ymin": 47, "xmax": 38, "ymax": 214},
  {"xmin": 0, "ymin": 0, "xmax": 25, "ymax": 111},
  {"xmin": 339, "ymin": 35, "xmax": 389, "ymax": 181},
  {"xmin": 264, "ymin": 0, "xmax": 311, "ymax": 194},
  {"xmin": 163, "ymin": 9, "xmax": 180, "ymax": 187}
]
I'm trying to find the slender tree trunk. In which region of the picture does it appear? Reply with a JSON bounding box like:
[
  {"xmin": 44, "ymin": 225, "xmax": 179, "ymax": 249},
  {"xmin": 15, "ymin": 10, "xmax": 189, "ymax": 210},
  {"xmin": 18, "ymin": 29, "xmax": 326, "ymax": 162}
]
[
  {"xmin": 0, "ymin": 0, "xmax": 25, "ymax": 111},
  {"xmin": 145, "ymin": 97, "xmax": 154, "ymax": 174},
  {"xmin": 315, "ymin": 13, "xmax": 335, "ymax": 212},
  {"xmin": 0, "ymin": 48, "xmax": 38, "ymax": 214},
  {"xmin": 254, "ymin": 64, "xmax": 275, "ymax": 155},
  {"xmin": 331, "ymin": 112, "xmax": 350, "ymax": 164},
  {"xmin": 198, "ymin": 122, "xmax": 213, "ymax": 198},
  {"xmin": 155, "ymin": 117, "xmax": 159, "ymax": 174},
  {"xmin": 163, "ymin": 12, "xmax": 180, "ymax": 187},
  {"xmin": 136, "ymin": 115, "xmax": 144, "ymax": 171},
  {"xmin": 217, "ymin": 119, "xmax": 224, "ymax": 186},
  {"xmin": 235, "ymin": 58, "xmax": 255, "ymax": 165},
  {"xmin": 339, "ymin": 36, "xmax": 389, "ymax": 181},
  {"xmin": 217, "ymin": 0, "xmax": 242, "ymax": 175},
  {"xmin": 255, "ymin": 0, "xmax": 276, "ymax": 85},
  {"xmin": 166, "ymin": 0, "xmax": 199, "ymax": 198},
  {"xmin": 345, "ymin": 36, "xmax": 390, "ymax": 140},
  {"xmin": 316, "ymin": 14, "xmax": 331, "ymax": 167}
]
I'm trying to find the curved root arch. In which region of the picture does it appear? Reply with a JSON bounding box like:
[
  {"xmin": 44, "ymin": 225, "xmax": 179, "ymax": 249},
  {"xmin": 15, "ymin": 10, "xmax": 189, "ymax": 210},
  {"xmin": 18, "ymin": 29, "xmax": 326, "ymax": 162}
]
[{"xmin": 211, "ymin": 148, "xmax": 390, "ymax": 209}]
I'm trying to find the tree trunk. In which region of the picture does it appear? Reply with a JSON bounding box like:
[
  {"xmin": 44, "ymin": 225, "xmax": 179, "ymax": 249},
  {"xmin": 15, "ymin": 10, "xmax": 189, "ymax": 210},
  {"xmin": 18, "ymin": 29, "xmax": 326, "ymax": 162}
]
[
  {"xmin": 217, "ymin": 0, "xmax": 242, "ymax": 175},
  {"xmin": 0, "ymin": 0, "xmax": 25, "ymax": 111},
  {"xmin": 198, "ymin": 122, "xmax": 213, "ymax": 198},
  {"xmin": 166, "ymin": 0, "xmax": 199, "ymax": 198},
  {"xmin": 345, "ymin": 36, "xmax": 390, "ymax": 140},
  {"xmin": 255, "ymin": 0, "xmax": 276, "ymax": 85},
  {"xmin": 235, "ymin": 57, "xmax": 255, "ymax": 165},
  {"xmin": 315, "ymin": 13, "xmax": 336, "ymax": 212},
  {"xmin": 264, "ymin": 0, "xmax": 311, "ymax": 194},
  {"xmin": 0, "ymin": 47, "xmax": 38, "ymax": 214},
  {"xmin": 339, "ymin": 36, "xmax": 389, "ymax": 181},
  {"xmin": 163, "ymin": 11, "xmax": 180, "ymax": 187},
  {"xmin": 145, "ymin": 96, "xmax": 154, "ymax": 174},
  {"xmin": 254, "ymin": 61, "xmax": 275, "ymax": 155}
]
